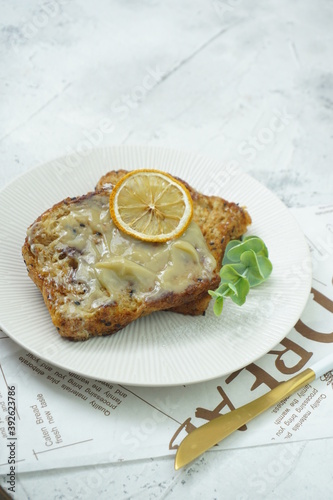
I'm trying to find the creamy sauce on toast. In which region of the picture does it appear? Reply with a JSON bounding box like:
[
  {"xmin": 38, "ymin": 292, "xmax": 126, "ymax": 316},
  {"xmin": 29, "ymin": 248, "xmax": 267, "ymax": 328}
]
[{"xmin": 27, "ymin": 194, "xmax": 216, "ymax": 316}]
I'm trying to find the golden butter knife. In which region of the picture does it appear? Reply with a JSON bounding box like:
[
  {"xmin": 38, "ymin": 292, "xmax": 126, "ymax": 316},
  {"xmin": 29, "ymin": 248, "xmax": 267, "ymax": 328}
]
[{"xmin": 174, "ymin": 353, "xmax": 333, "ymax": 470}]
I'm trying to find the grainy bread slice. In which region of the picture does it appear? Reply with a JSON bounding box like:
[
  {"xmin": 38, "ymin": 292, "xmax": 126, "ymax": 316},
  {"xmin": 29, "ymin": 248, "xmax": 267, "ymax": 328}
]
[
  {"xmin": 22, "ymin": 190, "xmax": 221, "ymax": 340},
  {"xmin": 96, "ymin": 170, "xmax": 252, "ymax": 316}
]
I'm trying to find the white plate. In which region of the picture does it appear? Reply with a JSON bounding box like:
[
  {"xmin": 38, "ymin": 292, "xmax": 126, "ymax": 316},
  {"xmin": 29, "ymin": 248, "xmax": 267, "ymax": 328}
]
[{"xmin": 0, "ymin": 146, "xmax": 312, "ymax": 386}]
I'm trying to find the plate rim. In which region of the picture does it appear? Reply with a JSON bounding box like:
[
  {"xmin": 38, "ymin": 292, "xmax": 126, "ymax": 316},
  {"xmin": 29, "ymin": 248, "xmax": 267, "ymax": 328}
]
[{"xmin": 0, "ymin": 145, "xmax": 312, "ymax": 386}]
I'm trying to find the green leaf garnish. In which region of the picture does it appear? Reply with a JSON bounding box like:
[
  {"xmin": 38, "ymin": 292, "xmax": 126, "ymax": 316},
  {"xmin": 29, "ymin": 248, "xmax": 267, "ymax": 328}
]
[
  {"xmin": 209, "ymin": 236, "xmax": 273, "ymax": 316},
  {"xmin": 213, "ymin": 296, "xmax": 224, "ymax": 316}
]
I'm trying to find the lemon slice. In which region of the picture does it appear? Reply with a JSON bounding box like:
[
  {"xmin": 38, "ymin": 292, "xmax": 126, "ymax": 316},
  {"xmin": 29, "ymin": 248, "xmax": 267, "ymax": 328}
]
[{"xmin": 109, "ymin": 169, "xmax": 193, "ymax": 243}]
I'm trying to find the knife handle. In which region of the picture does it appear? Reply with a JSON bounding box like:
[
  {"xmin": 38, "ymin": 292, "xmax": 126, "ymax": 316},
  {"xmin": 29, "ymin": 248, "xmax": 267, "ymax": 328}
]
[
  {"xmin": 310, "ymin": 351, "xmax": 333, "ymax": 378},
  {"xmin": 198, "ymin": 368, "xmax": 316, "ymax": 441}
]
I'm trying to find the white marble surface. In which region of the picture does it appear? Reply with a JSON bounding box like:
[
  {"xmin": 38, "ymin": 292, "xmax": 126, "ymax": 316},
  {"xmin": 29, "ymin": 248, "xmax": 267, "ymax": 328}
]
[{"xmin": 0, "ymin": 0, "xmax": 333, "ymax": 498}]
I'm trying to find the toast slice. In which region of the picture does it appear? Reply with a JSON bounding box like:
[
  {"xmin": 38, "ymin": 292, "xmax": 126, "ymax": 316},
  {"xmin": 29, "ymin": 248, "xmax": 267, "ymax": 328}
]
[
  {"xmin": 96, "ymin": 170, "xmax": 252, "ymax": 316},
  {"xmin": 22, "ymin": 190, "xmax": 221, "ymax": 340}
]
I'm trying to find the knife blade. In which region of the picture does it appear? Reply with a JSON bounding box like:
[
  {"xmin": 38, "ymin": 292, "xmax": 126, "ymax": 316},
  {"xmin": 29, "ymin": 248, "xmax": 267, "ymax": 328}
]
[{"xmin": 174, "ymin": 352, "xmax": 333, "ymax": 470}]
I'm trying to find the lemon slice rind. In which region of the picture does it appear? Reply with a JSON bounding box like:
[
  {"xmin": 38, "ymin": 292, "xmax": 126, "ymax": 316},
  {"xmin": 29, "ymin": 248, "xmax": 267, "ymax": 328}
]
[{"xmin": 109, "ymin": 169, "xmax": 193, "ymax": 243}]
